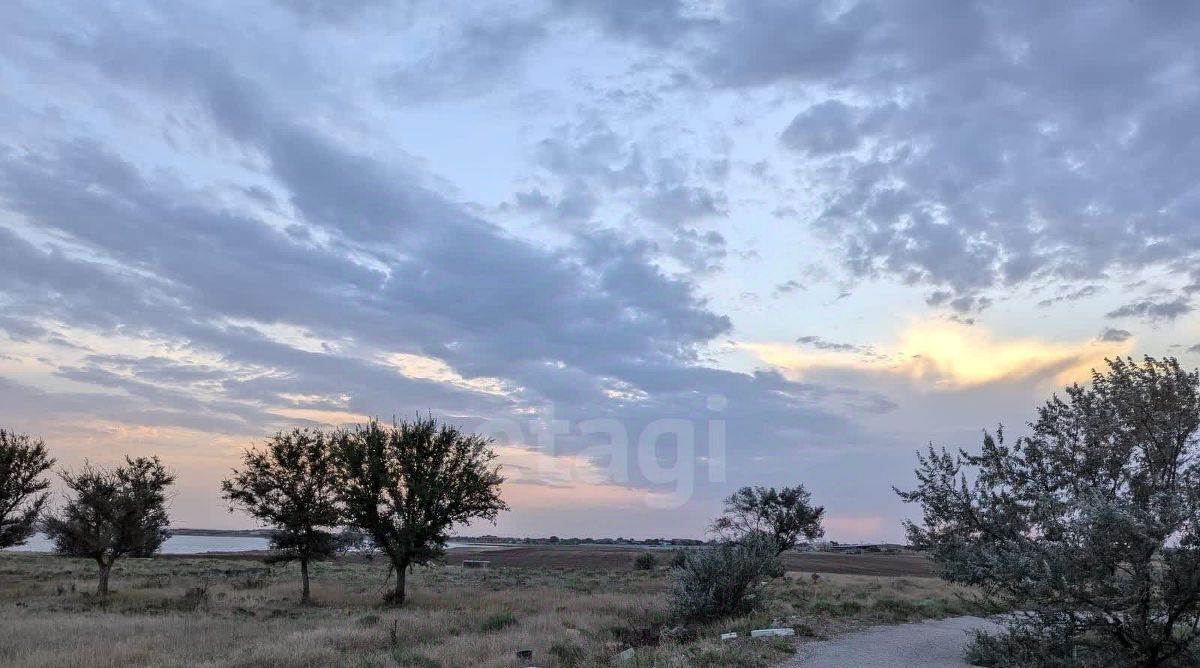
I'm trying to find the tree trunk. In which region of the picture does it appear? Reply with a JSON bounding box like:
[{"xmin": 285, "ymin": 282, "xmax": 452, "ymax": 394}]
[
  {"xmin": 97, "ymin": 559, "xmax": 112, "ymax": 596},
  {"xmin": 387, "ymin": 557, "xmax": 409, "ymax": 606},
  {"xmin": 300, "ymin": 558, "xmax": 311, "ymax": 605}
]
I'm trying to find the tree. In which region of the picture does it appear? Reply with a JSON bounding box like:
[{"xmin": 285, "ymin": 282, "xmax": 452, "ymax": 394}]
[
  {"xmin": 898, "ymin": 357, "xmax": 1200, "ymax": 668},
  {"xmin": 710, "ymin": 485, "xmax": 825, "ymax": 555},
  {"xmin": 43, "ymin": 456, "xmax": 175, "ymax": 595},
  {"xmin": 332, "ymin": 416, "xmax": 508, "ymax": 605},
  {"xmin": 0, "ymin": 430, "xmax": 55, "ymax": 549},
  {"xmin": 221, "ymin": 428, "xmax": 341, "ymax": 604}
]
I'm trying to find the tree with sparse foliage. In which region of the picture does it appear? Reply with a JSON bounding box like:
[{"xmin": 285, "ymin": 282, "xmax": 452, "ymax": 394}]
[
  {"xmin": 332, "ymin": 416, "xmax": 508, "ymax": 605},
  {"xmin": 43, "ymin": 456, "xmax": 175, "ymax": 595},
  {"xmin": 221, "ymin": 429, "xmax": 341, "ymax": 604},
  {"xmin": 710, "ymin": 485, "xmax": 824, "ymax": 555},
  {"xmin": 0, "ymin": 430, "xmax": 55, "ymax": 549},
  {"xmin": 898, "ymin": 357, "xmax": 1200, "ymax": 668}
]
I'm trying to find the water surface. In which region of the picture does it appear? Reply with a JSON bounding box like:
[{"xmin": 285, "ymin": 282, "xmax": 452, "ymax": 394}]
[
  {"xmin": 5, "ymin": 533, "xmax": 270, "ymax": 554},
  {"xmin": 4, "ymin": 533, "xmax": 471, "ymax": 554}
]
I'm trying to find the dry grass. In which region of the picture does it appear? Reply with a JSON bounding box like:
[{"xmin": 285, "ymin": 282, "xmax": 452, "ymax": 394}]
[
  {"xmin": 0, "ymin": 552, "xmax": 978, "ymax": 668},
  {"xmin": 767, "ymin": 572, "xmax": 987, "ymax": 638}
]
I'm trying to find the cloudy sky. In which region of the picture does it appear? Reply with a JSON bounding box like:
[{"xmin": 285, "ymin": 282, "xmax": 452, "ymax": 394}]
[{"xmin": 3, "ymin": 0, "xmax": 1200, "ymax": 541}]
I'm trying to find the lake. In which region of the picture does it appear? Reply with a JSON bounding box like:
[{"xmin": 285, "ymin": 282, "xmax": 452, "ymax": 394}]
[
  {"xmin": 4, "ymin": 533, "xmax": 472, "ymax": 554},
  {"xmin": 5, "ymin": 533, "xmax": 271, "ymax": 554}
]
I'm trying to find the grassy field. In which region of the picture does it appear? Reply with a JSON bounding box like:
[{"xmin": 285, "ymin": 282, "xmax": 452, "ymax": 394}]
[{"xmin": 0, "ymin": 549, "xmax": 977, "ymax": 668}]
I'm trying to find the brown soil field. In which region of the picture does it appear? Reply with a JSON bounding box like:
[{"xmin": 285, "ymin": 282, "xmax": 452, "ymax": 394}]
[
  {"xmin": 172, "ymin": 544, "xmax": 938, "ymax": 577},
  {"xmin": 782, "ymin": 551, "xmax": 936, "ymax": 577},
  {"xmin": 446, "ymin": 546, "xmax": 937, "ymax": 577}
]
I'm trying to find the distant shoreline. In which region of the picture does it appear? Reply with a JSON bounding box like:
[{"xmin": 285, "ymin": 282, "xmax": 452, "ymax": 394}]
[{"xmin": 167, "ymin": 528, "xmax": 276, "ymax": 538}]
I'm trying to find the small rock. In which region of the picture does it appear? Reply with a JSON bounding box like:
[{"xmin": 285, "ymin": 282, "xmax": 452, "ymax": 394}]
[
  {"xmin": 616, "ymin": 647, "xmax": 635, "ymax": 661},
  {"xmin": 720, "ymin": 632, "xmax": 738, "ymax": 641},
  {"xmin": 751, "ymin": 628, "xmax": 796, "ymax": 638}
]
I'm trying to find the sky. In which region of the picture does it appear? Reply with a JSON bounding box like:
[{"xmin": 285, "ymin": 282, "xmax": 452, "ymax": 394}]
[{"xmin": 2, "ymin": 0, "xmax": 1200, "ymax": 542}]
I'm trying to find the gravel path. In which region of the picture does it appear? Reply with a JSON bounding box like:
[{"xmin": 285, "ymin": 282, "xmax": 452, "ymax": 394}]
[{"xmin": 779, "ymin": 616, "xmax": 1004, "ymax": 668}]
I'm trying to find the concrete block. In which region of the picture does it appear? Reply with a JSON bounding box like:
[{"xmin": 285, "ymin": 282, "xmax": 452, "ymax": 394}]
[{"xmin": 751, "ymin": 628, "xmax": 795, "ymax": 638}]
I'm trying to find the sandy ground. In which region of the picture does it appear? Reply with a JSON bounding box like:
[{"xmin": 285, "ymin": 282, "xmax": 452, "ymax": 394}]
[{"xmin": 782, "ymin": 616, "xmax": 1004, "ymax": 668}]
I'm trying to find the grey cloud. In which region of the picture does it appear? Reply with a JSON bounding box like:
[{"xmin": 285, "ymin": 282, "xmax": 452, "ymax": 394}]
[
  {"xmin": 550, "ymin": 0, "xmax": 709, "ymax": 46},
  {"xmin": 529, "ymin": 118, "xmax": 731, "ymax": 269},
  {"xmin": 773, "ymin": 280, "xmax": 805, "ymax": 297},
  {"xmin": 561, "ymin": 0, "xmax": 1200, "ymax": 305},
  {"xmin": 271, "ymin": 0, "xmax": 395, "ymax": 24},
  {"xmin": 1106, "ymin": 297, "xmax": 1193, "ymax": 323},
  {"xmin": 513, "ymin": 187, "xmax": 598, "ymax": 223},
  {"xmin": 927, "ymin": 291, "xmax": 991, "ymax": 314},
  {"xmin": 780, "ymin": 100, "xmax": 864, "ymax": 155},
  {"xmin": 700, "ymin": 1, "xmax": 867, "ymax": 88},
  {"xmin": 380, "ymin": 15, "xmax": 548, "ymax": 103},
  {"xmin": 926, "ymin": 291, "xmax": 952, "ymax": 307},
  {"xmin": 636, "ymin": 185, "xmax": 727, "ymax": 227},
  {"xmin": 0, "ymin": 315, "xmax": 47, "ymax": 342},
  {"xmin": 1097, "ymin": 327, "xmax": 1133, "ymax": 343},
  {"xmin": 947, "ymin": 314, "xmax": 976, "ymax": 326},
  {"xmin": 796, "ymin": 335, "xmax": 874, "ymax": 356},
  {"xmin": 794, "ymin": 2, "xmax": 1200, "ymax": 301},
  {"xmin": 782, "ymin": 99, "xmax": 897, "ymax": 157},
  {"xmin": 1037, "ymin": 284, "xmax": 1105, "ymax": 308},
  {"xmin": 669, "ymin": 228, "xmax": 727, "ymax": 274},
  {"xmin": 0, "ymin": 137, "xmax": 729, "ymax": 408}
]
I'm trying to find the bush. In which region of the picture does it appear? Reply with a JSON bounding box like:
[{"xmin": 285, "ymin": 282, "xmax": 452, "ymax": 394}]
[
  {"xmin": 549, "ymin": 640, "xmax": 585, "ymax": 667},
  {"xmin": 668, "ymin": 535, "xmax": 782, "ymax": 623},
  {"xmin": 479, "ymin": 611, "xmax": 518, "ymax": 632},
  {"xmin": 633, "ymin": 552, "xmax": 657, "ymax": 571},
  {"xmin": 669, "ymin": 549, "xmax": 688, "ymax": 569},
  {"xmin": 963, "ymin": 621, "xmax": 1200, "ymax": 668},
  {"xmin": 964, "ymin": 628, "xmax": 1079, "ymax": 668}
]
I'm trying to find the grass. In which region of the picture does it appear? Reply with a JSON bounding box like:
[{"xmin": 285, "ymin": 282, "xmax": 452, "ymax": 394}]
[
  {"xmin": 478, "ymin": 611, "xmax": 519, "ymax": 632},
  {"xmin": 770, "ymin": 572, "xmax": 989, "ymax": 637},
  {"xmin": 0, "ymin": 551, "xmax": 980, "ymax": 668}
]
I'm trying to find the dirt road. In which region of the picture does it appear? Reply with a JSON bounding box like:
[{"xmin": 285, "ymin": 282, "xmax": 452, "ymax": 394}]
[{"xmin": 781, "ymin": 616, "xmax": 1003, "ymax": 668}]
